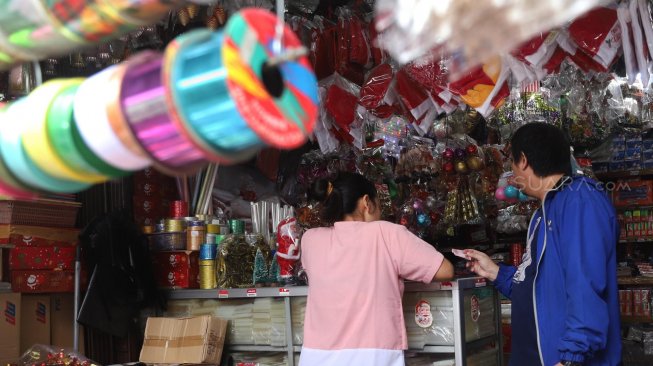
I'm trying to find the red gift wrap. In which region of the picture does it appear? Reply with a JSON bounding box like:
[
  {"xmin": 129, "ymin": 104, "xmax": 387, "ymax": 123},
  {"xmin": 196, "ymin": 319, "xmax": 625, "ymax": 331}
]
[
  {"xmin": 151, "ymin": 251, "xmax": 200, "ymax": 289},
  {"xmin": 11, "ymin": 270, "xmax": 86, "ymax": 293},
  {"xmin": 9, "ymin": 246, "xmax": 76, "ymax": 270}
]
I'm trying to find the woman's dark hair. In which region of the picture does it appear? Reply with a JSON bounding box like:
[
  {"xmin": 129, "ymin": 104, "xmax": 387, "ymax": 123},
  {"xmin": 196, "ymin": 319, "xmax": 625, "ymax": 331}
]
[
  {"xmin": 510, "ymin": 122, "xmax": 572, "ymax": 177},
  {"xmin": 310, "ymin": 172, "xmax": 377, "ymax": 222}
]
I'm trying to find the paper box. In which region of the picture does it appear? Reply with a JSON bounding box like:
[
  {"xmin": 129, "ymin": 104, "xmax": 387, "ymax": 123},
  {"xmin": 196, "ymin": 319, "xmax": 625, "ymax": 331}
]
[
  {"xmin": 20, "ymin": 295, "xmax": 50, "ymax": 353},
  {"xmin": 151, "ymin": 251, "xmax": 199, "ymax": 289},
  {"xmin": 0, "ymin": 292, "xmax": 20, "ymax": 365},
  {"xmin": 0, "ymin": 225, "xmax": 79, "ymax": 247},
  {"xmin": 50, "ymin": 294, "xmax": 84, "ymax": 353},
  {"xmin": 139, "ymin": 315, "xmax": 227, "ymax": 364},
  {"xmin": 9, "ymin": 246, "xmax": 76, "ymax": 270},
  {"xmin": 613, "ymin": 180, "xmax": 653, "ymax": 207},
  {"xmin": 11, "ymin": 270, "xmax": 80, "ymax": 293}
]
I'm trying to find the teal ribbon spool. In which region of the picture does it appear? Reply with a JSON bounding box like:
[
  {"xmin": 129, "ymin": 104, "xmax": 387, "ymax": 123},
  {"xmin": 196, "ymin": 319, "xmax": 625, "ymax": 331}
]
[
  {"xmin": 0, "ymin": 99, "xmax": 90, "ymax": 193},
  {"xmin": 164, "ymin": 29, "xmax": 261, "ymax": 164}
]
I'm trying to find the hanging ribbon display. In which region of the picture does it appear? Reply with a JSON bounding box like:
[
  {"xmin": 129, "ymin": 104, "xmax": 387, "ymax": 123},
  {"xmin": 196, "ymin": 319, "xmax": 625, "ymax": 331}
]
[{"xmin": 0, "ymin": 8, "xmax": 319, "ymax": 197}]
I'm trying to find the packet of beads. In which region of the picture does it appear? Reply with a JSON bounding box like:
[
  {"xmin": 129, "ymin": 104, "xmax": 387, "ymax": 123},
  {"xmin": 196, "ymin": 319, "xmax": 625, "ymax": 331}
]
[
  {"xmin": 19, "ymin": 344, "xmax": 99, "ymax": 366},
  {"xmin": 216, "ymin": 234, "xmax": 261, "ymax": 288}
]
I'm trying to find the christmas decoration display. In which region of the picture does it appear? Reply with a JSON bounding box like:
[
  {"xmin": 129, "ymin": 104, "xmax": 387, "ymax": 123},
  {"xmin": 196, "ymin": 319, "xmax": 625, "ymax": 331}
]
[
  {"xmin": 275, "ymin": 217, "xmax": 301, "ymax": 284},
  {"xmin": 18, "ymin": 344, "xmax": 98, "ymax": 366}
]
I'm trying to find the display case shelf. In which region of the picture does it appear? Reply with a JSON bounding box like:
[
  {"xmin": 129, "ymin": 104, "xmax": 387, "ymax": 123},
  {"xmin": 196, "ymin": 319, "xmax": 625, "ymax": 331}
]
[
  {"xmin": 618, "ymin": 277, "xmax": 653, "ymax": 286},
  {"xmin": 164, "ymin": 277, "xmax": 502, "ymax": 366}
]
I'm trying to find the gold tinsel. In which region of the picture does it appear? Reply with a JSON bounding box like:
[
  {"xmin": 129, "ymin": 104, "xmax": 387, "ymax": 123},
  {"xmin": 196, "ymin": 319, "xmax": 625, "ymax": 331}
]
[
  {"xmin": 206, "ymin": 16, "xmax": 219, "ymax": 30},
  {"xmin": 186, "ymin": 3, "xmax": 199, "ymax": 19},
  {"xmin": 177, "ymin": 7, "xmax": 190, "ymax": 26},
  {"xmin": 214, "ymin": 6, "xmax": 227, "ymax": 25}
]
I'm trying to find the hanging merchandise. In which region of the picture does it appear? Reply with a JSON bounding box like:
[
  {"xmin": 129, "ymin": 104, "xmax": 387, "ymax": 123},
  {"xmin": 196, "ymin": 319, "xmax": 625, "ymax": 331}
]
[
  {"xmin": 0, "ymin": 0, "xmax": 182, "ymax": 68},
  {"xmin": 275, "ymin": 216, "xmax": 301, "ymax": 284},
  {"xmin": 0, "ymin": 8, "xmax": 319, "ymax": 197},
  {"xmin": 164, "ymin": 8, "xmax": 318, "ymax": 163},
  {"xmin": 374, "ymin": 0, "xmax": 608, "ymax": 76}
]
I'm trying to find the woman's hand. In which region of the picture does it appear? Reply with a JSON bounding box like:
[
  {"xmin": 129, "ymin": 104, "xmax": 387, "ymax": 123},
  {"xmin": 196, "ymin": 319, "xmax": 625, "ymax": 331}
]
[{"xmin": 464, "ymin": 249, "xmax": 499, "ymax": 281}]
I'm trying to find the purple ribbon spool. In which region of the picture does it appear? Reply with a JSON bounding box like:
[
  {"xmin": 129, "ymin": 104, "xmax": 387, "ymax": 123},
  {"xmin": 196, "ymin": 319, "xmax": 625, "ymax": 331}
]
[{"xmin": 119, "ymin": 51, "xmax": 207, "ymax": 176}]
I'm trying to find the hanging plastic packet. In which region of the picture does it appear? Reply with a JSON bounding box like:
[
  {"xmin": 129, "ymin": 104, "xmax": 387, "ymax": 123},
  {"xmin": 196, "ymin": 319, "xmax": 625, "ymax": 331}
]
[
  {"xmin": 630, "ymin": 0, "xmax": 650, "ymax": 87},
  {"xmin": 447, "ymin": 56, "xmax": 511, "ymax": 118},
  {"xmin": 638, "ymin": 0, "xmax": 653, "ymax": 61},
  {"xmin": 359, "ymin": 63, "xmax": 396, "ymax": 117},
  {"xmin": 395, "ymin": 68, "xmax": 437, "ymax": 125},
  {"xmin": 567, "ymin": 5, "xmax": 622, "ymax": 72},
  {"xmin": 618, "ymin": 3, "xmax": 638, "ymax": 84}
]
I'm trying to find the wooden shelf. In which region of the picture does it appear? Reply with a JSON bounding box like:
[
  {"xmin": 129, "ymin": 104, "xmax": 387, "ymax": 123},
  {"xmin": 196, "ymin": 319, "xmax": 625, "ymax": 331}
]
[
  {"xmin": 620, "ymin": 239, "xmax": 653, "ymax": 244},
  {"xmin": 618, "ymin": 277, "xmax": 653, "ymax": 286}
]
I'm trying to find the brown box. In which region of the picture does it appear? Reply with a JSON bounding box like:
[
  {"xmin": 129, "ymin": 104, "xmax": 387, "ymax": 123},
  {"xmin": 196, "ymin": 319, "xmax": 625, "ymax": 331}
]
[
  {"xmin": 0, "ymin": 292, "xmax": 21, "ymax": 365},
  {"xmin": 50, "ymin": 294, "xmax": 84, "ymax": 353},
  {"xmin": 0, "ymin": 225, "xmax": 79, "ymax": 246},
  {"xmin": 139, "ymin": 316, "xmax": 227, "ymax": 364},
  {"xmin": 20, "ymin": 295, "xmax": 50, "ymax": 353}
]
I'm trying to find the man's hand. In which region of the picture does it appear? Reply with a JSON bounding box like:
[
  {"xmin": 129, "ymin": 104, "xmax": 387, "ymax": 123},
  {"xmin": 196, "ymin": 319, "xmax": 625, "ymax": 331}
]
[{"xmin": 464, "ymin": 249, "xmax": 500, "ymax": 281}]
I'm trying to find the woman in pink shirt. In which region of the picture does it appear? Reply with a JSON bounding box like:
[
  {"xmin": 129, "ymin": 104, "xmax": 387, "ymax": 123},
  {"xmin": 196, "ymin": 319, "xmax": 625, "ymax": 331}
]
[{"xmin": 299, "ymin": 173, "xmax": 454, "ymax": 366}]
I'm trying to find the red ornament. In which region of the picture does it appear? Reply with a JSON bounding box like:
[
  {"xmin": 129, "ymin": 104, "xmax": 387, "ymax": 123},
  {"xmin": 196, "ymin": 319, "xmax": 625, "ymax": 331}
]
[
  {"xmin": 443, "ymin": 148, "xmax": 454, "ymax": 160},
  {"xmin": 466, "ymin": 144, "xmax": 478, "ymax": 155},
  {"xmin": 399, "ymin": 216, "xmax": 410, "ymax": 226},
  {"xmin": 442, "ymin": 162, "xmax": 454, "ymax": 173}
]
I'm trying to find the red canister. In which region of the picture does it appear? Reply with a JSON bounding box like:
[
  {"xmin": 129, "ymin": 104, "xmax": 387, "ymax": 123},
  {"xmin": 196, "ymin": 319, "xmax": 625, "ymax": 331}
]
[
  {"xmin": 510, "ymin": 243, "xmax": 524, "ymax": 267},
  {"xmin": 170, "ymin": 200, "xmax": 189, "ymax": 218}
]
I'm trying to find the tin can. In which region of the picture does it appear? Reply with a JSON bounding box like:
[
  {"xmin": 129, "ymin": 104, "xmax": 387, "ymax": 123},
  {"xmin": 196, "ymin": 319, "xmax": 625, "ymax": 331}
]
[
  {"xmin": 187, "ymin": 220, "xmax": 206, "ymax": 251},
  {"xmin": 511, "ymin": 243, "xmax": 524, "ymax": 267},
  {"xmin": 206, "ymin": 233, "xmax": 216, "ymax": 245},
  {"xmin": 207, "ymin": 224, "xmax": 220, "ymax": 234},
  {"xmin": 170, "ymin": 200, "xmax": 189, "ymax": 218}
]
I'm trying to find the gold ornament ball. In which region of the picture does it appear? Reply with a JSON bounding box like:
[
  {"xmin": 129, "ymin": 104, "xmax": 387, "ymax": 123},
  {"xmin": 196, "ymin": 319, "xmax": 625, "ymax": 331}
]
[
  {"xmin": 466, "ymin": 156, "xmax": 483, "ymax": 171},
  {"xmin": 454, "ymin": 161, "xmax": 469, "ymax": 174}
]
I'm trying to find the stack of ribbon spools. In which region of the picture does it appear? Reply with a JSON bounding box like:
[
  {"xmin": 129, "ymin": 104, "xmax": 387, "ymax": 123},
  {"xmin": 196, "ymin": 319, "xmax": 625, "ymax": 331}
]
[
  {"xmin": 0, "ymin": 8, "xmax": 318, "ymax": 198},
  {"xmin": 0, "ymin": 0, "xmax": 181, "ymax": 69}
]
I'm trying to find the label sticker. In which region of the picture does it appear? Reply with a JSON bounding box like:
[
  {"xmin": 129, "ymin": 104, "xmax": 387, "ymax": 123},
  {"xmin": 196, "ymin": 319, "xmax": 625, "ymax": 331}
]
[{"xmin": 415, "ymin": 300, "xmax": 433, "ymax": 328}]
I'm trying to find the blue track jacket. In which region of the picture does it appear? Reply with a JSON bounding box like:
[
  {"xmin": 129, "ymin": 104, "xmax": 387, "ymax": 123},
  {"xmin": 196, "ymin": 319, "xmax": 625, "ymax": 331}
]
[{"xmin": 493, "ymin": 176, "xmax": 621, "ymax": 366}]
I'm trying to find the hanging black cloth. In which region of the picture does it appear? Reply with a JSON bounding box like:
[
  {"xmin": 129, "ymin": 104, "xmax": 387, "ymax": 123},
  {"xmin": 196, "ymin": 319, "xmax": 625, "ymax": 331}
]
[{"xmin": 77, "ymin": 210, "xmax": 164, "ymax": 337}]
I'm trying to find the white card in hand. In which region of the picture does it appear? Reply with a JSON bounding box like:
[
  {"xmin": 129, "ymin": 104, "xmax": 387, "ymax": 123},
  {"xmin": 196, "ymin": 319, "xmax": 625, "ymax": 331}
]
[{"xmin": 451, "ymin": 248, "xmax": 469, "ymax": 260}]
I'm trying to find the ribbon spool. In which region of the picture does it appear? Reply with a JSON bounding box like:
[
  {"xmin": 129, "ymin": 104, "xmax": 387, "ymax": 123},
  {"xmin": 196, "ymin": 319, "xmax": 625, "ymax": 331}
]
[
  {"xmin": 118, "ymin": 51, "xmax": 208, "ymax": 175},
  {"xmin": 47, "ymin": 84, "xmax": 129, "ymax": 179},
  {"xmin": 0, "ymin": 107, "xmax": 38, "ymax": 199},
  {"xmin": 22, "ymin": 79, "xmax": 108, "ymax": 184},
  {"xmin": 0, "ymin": 0, "xmax": 85, "ymax": 61},
  {"xmin": 73, "ymin": 65, "xmax": 152, "ymax": 172},
  {"xmin": 163, "ymin": 8, "xmax": 318, "ymax": 164},
  {"xmin": 102, "ymin": 0, "xmax": 181, "ymax": 26},
  {"xmin": 0, "ymin": 99, "xmax": 90, "ymax": 193}
]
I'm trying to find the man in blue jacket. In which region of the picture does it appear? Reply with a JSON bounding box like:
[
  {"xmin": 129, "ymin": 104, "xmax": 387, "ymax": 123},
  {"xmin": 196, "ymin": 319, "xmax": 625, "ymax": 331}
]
[{"xmin": 466, "ymin": 122, "xmax": 621, "ymax": 366}]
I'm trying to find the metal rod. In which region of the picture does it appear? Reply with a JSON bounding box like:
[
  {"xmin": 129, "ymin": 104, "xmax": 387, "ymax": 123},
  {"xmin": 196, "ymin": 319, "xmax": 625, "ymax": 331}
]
[
  {"xmin": 73, "ymin": 246, "xmax": 81, "ymax": 352},
  {"xmin": 273, "ymin": 0, "xmax": 285, "ymax": 56}
]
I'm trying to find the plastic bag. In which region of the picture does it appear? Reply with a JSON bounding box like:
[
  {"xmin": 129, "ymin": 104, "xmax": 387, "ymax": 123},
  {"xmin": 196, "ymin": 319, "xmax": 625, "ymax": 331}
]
[
  {"xmin": 359, "ymin": 63, "xmax": 396, "ymax": 115},
  {"xmin": 374, "ymin": 0, "xmax": 608, "ymax": 76},
  {"xmin": 18, "ymin": 344, "xmax": 99, "ymax": 366}
]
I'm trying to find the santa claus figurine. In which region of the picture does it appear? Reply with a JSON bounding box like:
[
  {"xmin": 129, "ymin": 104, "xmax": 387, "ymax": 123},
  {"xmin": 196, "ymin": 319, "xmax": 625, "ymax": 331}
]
[{"xmin": 276, "ymin": 217, "xmax": 301, "ymax": 281}]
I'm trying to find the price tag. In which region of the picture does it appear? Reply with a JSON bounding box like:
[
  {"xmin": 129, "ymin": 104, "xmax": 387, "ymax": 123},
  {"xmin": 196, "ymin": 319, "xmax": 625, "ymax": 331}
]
[
  {"xmin": 279, "ymin": 288, "xmax": 290, "ymax": 296},
  {"xmin": 218, "ymin": 289, "xmax": 229, "ymax": 299},
  {"xmin": 475, "ymin": 278, "xmax": 487, "ymax": 287},
  {"xmin": 440, "ymin": 281, "xmax": 453, "ymax": 290},
  {"xmin": 246, "ymin": 288, "xmax": 257, "ymax": 297}
]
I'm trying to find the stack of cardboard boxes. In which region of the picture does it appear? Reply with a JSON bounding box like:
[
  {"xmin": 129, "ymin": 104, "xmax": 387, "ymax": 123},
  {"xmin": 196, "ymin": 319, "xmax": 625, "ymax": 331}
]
[{"xmin": 0, "ymin": 225, "xmax": 84, "ymax": 364}]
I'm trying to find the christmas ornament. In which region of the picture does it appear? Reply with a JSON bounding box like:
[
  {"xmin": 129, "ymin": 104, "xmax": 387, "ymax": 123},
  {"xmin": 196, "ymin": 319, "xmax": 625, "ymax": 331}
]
[
  {"xmin": 466, "ymin": 144, "xmax": 478, "ymax": 155},
  {"xmin": 504, "ymin": 185, "xmax": 519, "ymax": 199},
  {"xmin": 495, "ymin": 187, "xmax": 507, "ymax": 200},
  {"xmin": 466, "ymin": 155, "xmax": 483, "ymax": 171},
  {"xmin": 518, "ymin": 190, "xmax": 530, "ymax": 201},
  {"xmin": 442, "ymin": 161, "xmax": 454, "ymax": 173},
  {"xmin": 454, "ymin": 148, "xmax": 466, "ymax": 160},
  {"xmin": 454, "ymin": 160, "xmax": 468, "ymax": 174},
  {"xmin": 443, "ymin": 148, "xmax": 454, "ymax": 160}
]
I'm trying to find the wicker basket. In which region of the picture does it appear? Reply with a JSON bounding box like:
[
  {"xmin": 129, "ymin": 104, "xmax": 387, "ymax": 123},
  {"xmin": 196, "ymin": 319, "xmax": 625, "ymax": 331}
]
[{"xmin": 0, "ymin": 200, "xmax": 81, "ymax": 228}]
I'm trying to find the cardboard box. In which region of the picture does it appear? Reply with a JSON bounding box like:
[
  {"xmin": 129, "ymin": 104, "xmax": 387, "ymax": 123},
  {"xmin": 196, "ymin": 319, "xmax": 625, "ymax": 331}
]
[
  {"xmin": 0, "ymin": 292, "xmax": 20, "ymax": 365},
  {"xmin": 612, "ymin": 180, "xmax": 653, "ymax": 207},
  {"xmin": 11, "ymin": 270, "xmax": 80, "ymax": 293},
  {"xmin": 9, "ymin": 246, "xmax": 76, "ymax": 270},
  {"xmin": 20, "ymin": 295, "xmax": 50, "ymax": 353},
  {"xmin": 151, "ymin": 251, "xmax": 199, "ymax": 289},
  {"xmin": 0, "ymin": 225, "xmax": 79, "ymax": 247},
  {"xmin": 139, "ymin": 315, "xmax": 227, "ymax": 364},
  {"xmin": 50, "ymin": 293, "xmax": 84, "ymax": 353}
]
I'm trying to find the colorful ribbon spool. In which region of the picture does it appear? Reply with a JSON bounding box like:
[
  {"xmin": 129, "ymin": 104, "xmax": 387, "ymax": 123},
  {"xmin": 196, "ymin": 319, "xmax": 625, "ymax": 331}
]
[
  {"xmin": 0, "ymin": 99, "xmax": 90, "ymax": 193},
  {"xmin": 0, "ymin": 106, "xmax": 38, "ymax": 199},
  {"xmin": 0, "ymin": 0, "xmax": 85, "ymax": 61},
  {"xmin": 164, "ymin": 8, "xmax": 318, "ymax": 164},
  {"xmin": 101, "ymin": 0, "xmax": 181, "ymax": 26},
  {"xmin": 118, "ymin": 51, "xmax": 208, "ymax": 176},
  {"xmin": 47, "ymin": 83, "xmax": 129, "ymax": 179},
  {"xmin": 22, "ymin": 79, "xmax": 108, "ymax": 184},
  {"xmin": 73, "ymin": 65, "xmax": 152, "ymax": 172}
]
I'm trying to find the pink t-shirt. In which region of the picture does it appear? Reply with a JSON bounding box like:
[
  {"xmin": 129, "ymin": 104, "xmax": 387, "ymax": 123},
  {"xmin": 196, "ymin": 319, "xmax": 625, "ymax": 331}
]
[{"xmin": 298, "ymin": 221, "xmax": 445, "ymax": 366}]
